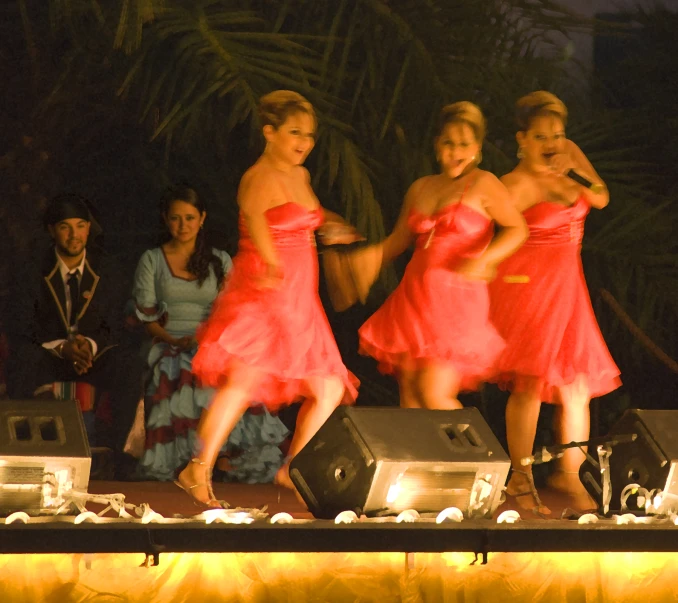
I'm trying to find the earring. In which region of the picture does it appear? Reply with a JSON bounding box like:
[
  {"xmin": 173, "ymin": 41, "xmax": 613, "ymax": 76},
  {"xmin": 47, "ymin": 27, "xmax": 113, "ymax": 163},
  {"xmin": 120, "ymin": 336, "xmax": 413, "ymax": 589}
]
[
  {"xmin": 517, "ymin": 147, "xmax": 525, "ymax": 159},
  {"xmin": 200, "ymin": 223, "xmax": 204, "ymax": 229}
]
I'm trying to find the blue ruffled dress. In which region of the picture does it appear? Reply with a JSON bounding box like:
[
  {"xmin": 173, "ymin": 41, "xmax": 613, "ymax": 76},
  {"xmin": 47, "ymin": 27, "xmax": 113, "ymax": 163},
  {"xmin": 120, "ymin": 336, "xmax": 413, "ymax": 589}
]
[{"xmin": 133, "ymin": 247, "xmax": 289, "ymax": 482}]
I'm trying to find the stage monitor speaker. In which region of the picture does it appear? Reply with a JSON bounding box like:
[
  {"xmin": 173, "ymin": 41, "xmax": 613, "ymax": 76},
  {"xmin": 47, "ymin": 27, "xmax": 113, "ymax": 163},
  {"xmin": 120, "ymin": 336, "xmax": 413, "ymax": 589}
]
[
  {"xmin": 0, "ymin": 399, "xmax": 91, "ymax": 515},
  {"xmin": 289, "ymin": 406, "xmax": 510, "ymax": 519},
  {"xmin": 580, "ymin": 409, "xmax": 678, "ymax": 513}
]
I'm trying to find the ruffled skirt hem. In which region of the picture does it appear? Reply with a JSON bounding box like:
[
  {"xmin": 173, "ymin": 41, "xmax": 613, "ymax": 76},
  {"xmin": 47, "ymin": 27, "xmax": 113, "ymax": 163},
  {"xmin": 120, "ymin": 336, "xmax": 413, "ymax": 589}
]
[
  {"xmin": 492, "ymin": 370, "xmax": 622, "ymax": 403},
  {"xmin": 358, "ymin": 338, "xmax": 503, "ymax": 393},
  {"xmin": 193, "ymin": 342, "xmax": 359, "ymax": 410}
]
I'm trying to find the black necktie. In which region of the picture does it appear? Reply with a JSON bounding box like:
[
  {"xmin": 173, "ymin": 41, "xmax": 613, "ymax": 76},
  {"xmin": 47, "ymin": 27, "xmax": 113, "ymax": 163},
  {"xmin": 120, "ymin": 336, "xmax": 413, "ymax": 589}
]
[{"xmin": 67, "ymin": 270, "xmax": 81, "ymax": 326}]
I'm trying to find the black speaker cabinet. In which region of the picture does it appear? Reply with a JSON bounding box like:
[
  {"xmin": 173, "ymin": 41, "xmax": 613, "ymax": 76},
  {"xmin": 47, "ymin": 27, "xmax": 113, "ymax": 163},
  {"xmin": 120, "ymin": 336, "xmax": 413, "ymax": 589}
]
[
  {"xmin": 289, "ymin": 406, "xmax": 510, "ymax": 519},
  {"xmin": 0, "ymin": 399, "xmax": 91, "ymax": 515},
  {"xmin": 580, "ymin": 409, "xmax": 678, "ymax": 513}
]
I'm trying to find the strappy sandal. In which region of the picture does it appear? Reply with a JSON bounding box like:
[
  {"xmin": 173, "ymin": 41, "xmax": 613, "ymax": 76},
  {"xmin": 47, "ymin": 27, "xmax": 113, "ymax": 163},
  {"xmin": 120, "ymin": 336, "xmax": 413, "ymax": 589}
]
[
  {"xmin": 175, "ymin": 458, "xmax": 228, "ymax": 509},
  {"xmin": 274, "ymin": 464, "xmax": 308, "ymax": 509},
  {"xmin": 504, "ymin": 469, "xmax": 551, "ymax": 518}
]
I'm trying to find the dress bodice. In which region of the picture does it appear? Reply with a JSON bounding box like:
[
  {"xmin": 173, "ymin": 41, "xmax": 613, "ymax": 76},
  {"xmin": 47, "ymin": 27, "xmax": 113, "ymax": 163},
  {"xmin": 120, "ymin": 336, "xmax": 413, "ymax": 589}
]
[
  {"xmin": 133, "ymin": 247, "xmax": 232, "ymax": 337},
  {"xmin": 408, "ymin": 203, "xmax": 493, "ymax": 259},
  {"xmin": 238, "ymin": 202, "xmax": 323, "ymax": 250},
  {"xmin": 522, "ymin": 195, "xmax": 589, "ymax": 246}
]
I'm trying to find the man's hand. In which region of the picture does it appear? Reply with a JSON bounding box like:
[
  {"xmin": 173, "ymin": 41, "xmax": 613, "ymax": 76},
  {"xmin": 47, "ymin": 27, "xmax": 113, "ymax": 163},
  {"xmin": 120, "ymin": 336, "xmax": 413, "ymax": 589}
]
[
  {"xmin": 63, "ymin": 336, "xmax": 93, "ymax": 375},
  {"xmin": 318, "ymin": 223, "xmax": 365, "ymax": 246},
  {"xmin": 171, "ymin": 335, "xmax": 197, "ymax": 352}
]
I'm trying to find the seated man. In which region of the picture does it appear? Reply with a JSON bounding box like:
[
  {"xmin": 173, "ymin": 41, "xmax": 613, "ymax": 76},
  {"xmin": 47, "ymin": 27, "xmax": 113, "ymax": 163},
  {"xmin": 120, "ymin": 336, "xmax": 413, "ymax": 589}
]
[{"xmin": 6, "ymin": 193, "xmax": 143, "ymax": 480}]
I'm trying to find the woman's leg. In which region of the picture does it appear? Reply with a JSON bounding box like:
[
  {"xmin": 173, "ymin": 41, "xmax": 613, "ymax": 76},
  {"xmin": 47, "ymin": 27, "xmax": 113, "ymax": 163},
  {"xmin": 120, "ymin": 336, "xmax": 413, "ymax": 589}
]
[
  {"xmin": 552, "ymin": 374, "xmax": 590, "ymax": 471},
  {"xmin": 549, "ymin": 375, "xmax": 595, "ymax": 509},
  {"xmin": 177, "ymin": 362, "xmax": 258, "ymax": 505},
  {"xmin": 505, "ymin": 381, "xmax": 550, "ymax": 514},
  {"xmin": 398, "ymin": 369, "xmax": 422, "ymax": 408},
  {"xmin": 275, "ymin": 375, "xmax": 345, "ymax": 489},
  {"xmin": 413, "ymin": 362, "xmax": 463, "ymax": 410}
]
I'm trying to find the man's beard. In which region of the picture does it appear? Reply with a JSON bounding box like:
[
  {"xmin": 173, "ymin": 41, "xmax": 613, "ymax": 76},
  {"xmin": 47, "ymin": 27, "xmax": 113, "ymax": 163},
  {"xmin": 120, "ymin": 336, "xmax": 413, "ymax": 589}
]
[{"xmin": 57, "ymin": 241, "xmax": 84, "ymax": 257}]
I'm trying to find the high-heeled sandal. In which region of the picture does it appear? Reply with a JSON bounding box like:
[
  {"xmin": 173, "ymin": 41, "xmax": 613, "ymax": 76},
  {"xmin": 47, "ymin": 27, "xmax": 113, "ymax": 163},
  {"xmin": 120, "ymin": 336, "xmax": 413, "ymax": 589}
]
[
  {"xmin": 175, "ymin": 458, "xmax": 228, "ymax": 509},
  {"xmin": 504, "ymin": 469, "xmax": 551, "ymax": 518},
  {"xmin": 274, "ymin": 464, "xmax": 308, "ymax": 509}
]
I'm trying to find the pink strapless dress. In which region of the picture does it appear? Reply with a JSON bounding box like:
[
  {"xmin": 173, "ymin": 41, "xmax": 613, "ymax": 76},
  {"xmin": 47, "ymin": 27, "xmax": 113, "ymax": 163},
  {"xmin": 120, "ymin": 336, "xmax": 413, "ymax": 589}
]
[
  {"xmin": 489, "ymin": 196, "xmax": 621, "ymax": 402},
  {"xmin": 358, "ymin": 203, "xmax": 506, "ymax": 391},
  {"xmin": 192, "ymin": 202, "xmax": 359, "ymax": 409}
]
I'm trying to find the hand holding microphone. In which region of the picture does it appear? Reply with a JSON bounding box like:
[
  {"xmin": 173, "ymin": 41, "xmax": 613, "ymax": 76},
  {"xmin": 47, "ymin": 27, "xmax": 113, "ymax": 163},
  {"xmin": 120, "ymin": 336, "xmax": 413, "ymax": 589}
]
[{"xmin": 547, "ymin": 153, "xmax": 605, "ymax": 194}]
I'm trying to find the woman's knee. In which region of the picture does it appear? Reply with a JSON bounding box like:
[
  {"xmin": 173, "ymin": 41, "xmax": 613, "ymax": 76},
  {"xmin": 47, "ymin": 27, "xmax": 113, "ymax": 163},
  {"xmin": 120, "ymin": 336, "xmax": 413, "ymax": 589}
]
[
  {"xmin": 308, "ymin": 376, "xmax": 345, "ymax": 409},
  {"xmin": 556, "ymin": 376, "xmax": 591, "ymax": 410},
  {"xmin": 415, "ymin": 381, "xmax": 462, "ymax": 410},
  {"xmin": 508, "ymin": 392, "xmax": 540, "ymax": 410}
]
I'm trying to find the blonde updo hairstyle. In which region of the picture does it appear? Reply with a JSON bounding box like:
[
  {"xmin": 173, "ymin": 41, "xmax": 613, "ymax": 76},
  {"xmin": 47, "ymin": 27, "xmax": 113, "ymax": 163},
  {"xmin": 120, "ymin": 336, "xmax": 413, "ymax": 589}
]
[
  {"xmin": 515, "ymin": 91, "xmax": 568, "ymax": 132},
  {"xmin": 258, "ymin": 90, "xmax": 317, "ymax": 131},
  {"xmin": 437, "ymin": 101, "xmax": 486, "ymax": 144}
]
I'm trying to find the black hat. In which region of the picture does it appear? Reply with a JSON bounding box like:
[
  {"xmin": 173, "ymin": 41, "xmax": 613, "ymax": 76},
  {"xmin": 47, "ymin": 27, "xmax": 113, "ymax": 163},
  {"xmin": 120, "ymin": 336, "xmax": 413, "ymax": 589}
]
[{"xmin": 43, "ymin": 194, "xmax": 92, "ymax": 228}]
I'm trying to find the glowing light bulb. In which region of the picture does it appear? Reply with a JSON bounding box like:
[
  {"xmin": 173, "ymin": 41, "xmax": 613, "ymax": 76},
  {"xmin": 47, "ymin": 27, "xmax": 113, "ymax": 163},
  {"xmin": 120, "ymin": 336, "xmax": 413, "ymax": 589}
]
[
  {"xmin": 436, "ymin": 507, "xmax": 464, "ymax": 524},
  {"xmin": 386, "ymin": 482, "xmax": 402, "ymax": 504},
  {"xmin": 497, "ymin": 510, "xmax": 521, "ymax": 524},
  {"xmin": 396, "ymin": 509, "xmax": 420, "ymax": 523},
  {"xmin": 334, "ymin": 510, "xmax": 358, "ymax": 524}
]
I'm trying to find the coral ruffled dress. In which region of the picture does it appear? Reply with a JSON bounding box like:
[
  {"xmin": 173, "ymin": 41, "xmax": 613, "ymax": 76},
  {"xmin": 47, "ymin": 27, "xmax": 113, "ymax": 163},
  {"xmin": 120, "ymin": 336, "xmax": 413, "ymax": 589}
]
[
  {"xmin": 192, "ymin": 202, "xmax": 358, "ymax": 409},
  {"xmin": 489, "ymin": 196, "xmax": 621, "ymax": 402},
  {"xmin": 359, "ymin": 202, "xmax": 506, "ymax": 391}
]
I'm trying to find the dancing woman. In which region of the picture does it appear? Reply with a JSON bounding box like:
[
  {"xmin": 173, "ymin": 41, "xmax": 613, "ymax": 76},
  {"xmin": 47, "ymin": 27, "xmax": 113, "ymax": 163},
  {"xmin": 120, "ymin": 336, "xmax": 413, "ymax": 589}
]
[
  {"xmin": 133, "ymin": 185, "xmax": 288, "ymax": 482},
  {"xmin": 489, "ymin": 91, "xmax": 621, "ymax": 514},
  {"xmin": 176, "ymin": 91, "xmax": 360, "ymax": 507},
  {"xmin": 358, "ymin": 102, "xmax": 527, "ymax": 410}
]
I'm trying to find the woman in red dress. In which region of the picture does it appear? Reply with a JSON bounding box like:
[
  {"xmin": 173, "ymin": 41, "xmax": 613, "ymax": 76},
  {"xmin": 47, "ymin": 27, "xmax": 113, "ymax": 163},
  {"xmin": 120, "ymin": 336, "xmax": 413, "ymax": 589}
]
[
  {"xmin": 358, "ymin": 102, "xmax": 528, "ymax": 409},
  {"xmin": 176, "ymin": 90, "xmax": 360, "ymax": 507},
  {"xmin": 489, "ymin": 91, "xmax": 621, "ymax": 514}
]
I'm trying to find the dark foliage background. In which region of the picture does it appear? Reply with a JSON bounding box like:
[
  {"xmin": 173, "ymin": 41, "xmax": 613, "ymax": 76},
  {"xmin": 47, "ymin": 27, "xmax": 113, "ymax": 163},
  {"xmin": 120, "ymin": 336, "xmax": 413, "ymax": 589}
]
[{"xmin": 1, "ymin": 1, "xmax": 676, "ymax": 440}]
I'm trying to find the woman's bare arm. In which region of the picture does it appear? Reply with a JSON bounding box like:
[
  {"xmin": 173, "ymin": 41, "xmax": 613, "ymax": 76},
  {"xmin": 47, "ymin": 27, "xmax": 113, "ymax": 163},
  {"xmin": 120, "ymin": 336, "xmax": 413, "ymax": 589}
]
[
  {"xmin": 566, "ymin": 139, "xmax": 609, "ymax": 209},
  {"xmin": 381, "ymin": 177, "xmax": 429, "ymax": 263},
  {"xmin": 479, "ymin": 172, "xmax": 528, "ymax": 266}
]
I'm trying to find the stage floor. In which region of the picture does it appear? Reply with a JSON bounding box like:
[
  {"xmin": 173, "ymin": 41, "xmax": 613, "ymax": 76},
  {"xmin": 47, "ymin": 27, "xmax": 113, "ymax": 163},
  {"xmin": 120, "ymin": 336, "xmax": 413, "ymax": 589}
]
[
  {"xmin": 3, "ymin": 481, "xmax": 678, "ymax": 602},
  {"xmin": 2, "ymin": 479, "xmax": 678, "ymax": 557},
  {"xmin": 82, "ymin": 479, "xmax": 582, "ymax": 522}
]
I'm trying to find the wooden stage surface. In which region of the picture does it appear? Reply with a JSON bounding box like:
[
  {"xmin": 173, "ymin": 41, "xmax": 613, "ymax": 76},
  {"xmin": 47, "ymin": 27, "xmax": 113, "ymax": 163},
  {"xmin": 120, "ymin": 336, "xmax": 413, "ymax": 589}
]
[
  {"xmin": 3, "ymin": 480, "xmax": 678, "ymax": 602},
  {"xmin": 85, "ymin": 479, "xmax": 580, "ymax": 522}
]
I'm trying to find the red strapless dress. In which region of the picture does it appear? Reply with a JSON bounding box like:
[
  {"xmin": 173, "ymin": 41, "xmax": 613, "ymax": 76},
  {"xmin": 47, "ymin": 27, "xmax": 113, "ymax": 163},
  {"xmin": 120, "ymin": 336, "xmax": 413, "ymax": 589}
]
[
  {"xmin": 192, "ymin": 202, "xmax": 359, "ymax": 409},
  {"xmin": 358, "ymin": 203, "xmax": 506, "ymax": 391},
  {"xmin": 489, "ymin": 196, "xmax": 621, "ymax": 402}
]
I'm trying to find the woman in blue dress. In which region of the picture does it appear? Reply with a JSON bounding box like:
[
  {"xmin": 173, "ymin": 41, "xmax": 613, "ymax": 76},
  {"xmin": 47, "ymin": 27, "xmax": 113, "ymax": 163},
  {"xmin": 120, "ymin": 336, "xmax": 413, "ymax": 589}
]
[{"xmin": 133, "ymin": 185, "xmax": 289, "ymax": 482}]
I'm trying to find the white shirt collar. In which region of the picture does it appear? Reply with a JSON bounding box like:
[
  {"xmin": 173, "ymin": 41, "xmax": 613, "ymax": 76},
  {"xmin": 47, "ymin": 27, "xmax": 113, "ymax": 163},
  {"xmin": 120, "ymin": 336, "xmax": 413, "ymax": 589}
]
[{"xmin": 55, "ymin": 248, "xmax": 87, "ymax": 282}]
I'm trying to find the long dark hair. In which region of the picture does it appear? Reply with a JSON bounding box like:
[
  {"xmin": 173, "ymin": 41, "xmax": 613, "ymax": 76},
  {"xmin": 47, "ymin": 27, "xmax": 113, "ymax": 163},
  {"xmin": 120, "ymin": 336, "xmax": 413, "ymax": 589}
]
[{"xmin": 161, "ymin": 184, "xmax": 225, "ymax": 287}]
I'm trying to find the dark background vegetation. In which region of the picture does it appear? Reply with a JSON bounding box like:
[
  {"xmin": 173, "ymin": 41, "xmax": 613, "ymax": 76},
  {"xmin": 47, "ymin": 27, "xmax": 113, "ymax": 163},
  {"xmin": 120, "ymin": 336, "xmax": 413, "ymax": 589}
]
[{"xmin": 1, "ymin": 1, "xmax": 676, "ymax": 446}]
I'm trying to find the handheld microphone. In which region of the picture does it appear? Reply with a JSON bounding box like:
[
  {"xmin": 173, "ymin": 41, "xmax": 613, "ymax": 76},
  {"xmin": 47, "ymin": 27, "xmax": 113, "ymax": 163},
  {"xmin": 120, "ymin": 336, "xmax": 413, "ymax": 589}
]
[{"xmin": 566, "ymin": 170, "xmax": 605, "ymax": 194}]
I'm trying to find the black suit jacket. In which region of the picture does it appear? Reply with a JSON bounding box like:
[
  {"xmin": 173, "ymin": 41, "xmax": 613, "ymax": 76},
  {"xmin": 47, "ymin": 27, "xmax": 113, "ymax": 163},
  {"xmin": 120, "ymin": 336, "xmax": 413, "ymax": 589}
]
[{"xmin": 7, "ymin": 246, "xmax": 126, "ymax": 361}]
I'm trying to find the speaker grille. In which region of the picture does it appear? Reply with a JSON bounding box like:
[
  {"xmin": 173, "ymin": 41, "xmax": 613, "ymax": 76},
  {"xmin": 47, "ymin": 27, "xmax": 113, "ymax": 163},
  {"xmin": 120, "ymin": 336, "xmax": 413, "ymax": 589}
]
[{"xmin": 395, "ymin": 470, "xmax": 476, "ymax": 512}]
